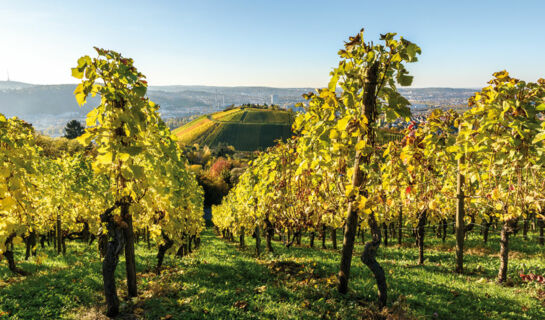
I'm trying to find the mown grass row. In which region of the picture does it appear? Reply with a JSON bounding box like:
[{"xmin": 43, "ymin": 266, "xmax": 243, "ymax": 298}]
[{"xmin": 0, "ymin": 227, "xmax": 543, "ymax": 319}]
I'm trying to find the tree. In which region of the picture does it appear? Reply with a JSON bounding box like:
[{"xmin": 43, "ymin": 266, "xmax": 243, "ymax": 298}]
[{"xmin": 63, "ymin": 120, "xmax": 85, "ymax": 139}]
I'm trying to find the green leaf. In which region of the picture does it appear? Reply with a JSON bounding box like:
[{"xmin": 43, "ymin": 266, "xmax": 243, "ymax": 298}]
[
  {"xmin": 405, "ymin": 43, "xmax": 421, "ymax": 61},
  {"xmin": 121, "ymin": 166, "xmax": 134, "ymax": 180},
  {"xmin": 398, "ymin": 74, "xmax": 413, "ymax": 86},
  {"xmin": 328, "ymin": 70, "xmax": 339, "ymax": 92},
  {"xmin": 134, "ymin": 85, "xmax": 147, "ymax": 97},
  {"xmin": 130, "ymin": 164, "xmax": 145, "ymax": 178},
  {"xmin": 125, "ymin": 146, "xmax": 144, "ymax": 156}
]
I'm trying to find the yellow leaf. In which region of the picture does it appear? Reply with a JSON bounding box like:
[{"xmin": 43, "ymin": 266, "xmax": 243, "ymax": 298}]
[
  {"xmin": 355, "ymin": 140, "xmax": 366, "ymax": 151},
  {"xmin": 118, "ymin": 153, "xmax": 130, "ymax": 162},
  {"xmin": 86, "ymin": 108, "xmax": 100, "ymax": 127},
  {"xmin": 491, "ymin": 188, "xmax": 500, "ymax": 201},
  {"xmin": 76, "ymin": 132, "xmax": 93, "ymax": 146},
  {"xmin": 12, "ymin": 236, "xmax": 23, "ymax": 245},
  {"xmin": 74, "ymin": 84, "xmax": 86, "ymax": 106},
  {"xmin": 96, "ymin": 152, "xmax": 113, "ymax": 164}
]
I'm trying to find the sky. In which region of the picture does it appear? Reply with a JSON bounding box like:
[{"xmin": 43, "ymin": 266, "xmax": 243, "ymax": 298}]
[{"xmin": 0, "ymin": 0, "xmax": 544, "ymax": 88}]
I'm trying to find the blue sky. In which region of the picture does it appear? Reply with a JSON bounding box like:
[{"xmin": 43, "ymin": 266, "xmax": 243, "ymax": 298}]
[{"xmin": 0, "ymin": 0, "xmax": 544, "ymax": 88}]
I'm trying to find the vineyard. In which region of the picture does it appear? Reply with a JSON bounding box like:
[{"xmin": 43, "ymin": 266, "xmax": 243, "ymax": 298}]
[
  {"xmin": 0, "ymin": 49, "xmax": 205, "ymax": 318},
  {"xmin": 172, "ymin": 107, "xmax": 294, "ymax": 151},
  {"xmin": 212, "ymin": 30, "xmax": 545, "ymax": 318},
  {"xmin": 0, "ymin": 29, "xmax": 544, "ymax": 319}
]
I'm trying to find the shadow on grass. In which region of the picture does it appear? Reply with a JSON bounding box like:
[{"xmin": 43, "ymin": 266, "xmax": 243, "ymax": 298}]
[
  {"xmin": 0, "ymin": 241, "xmax": 162, "ymax": 319},
  {"xmin": 141, "ymin": 231, "xmax": 306, "ymax": 319}
]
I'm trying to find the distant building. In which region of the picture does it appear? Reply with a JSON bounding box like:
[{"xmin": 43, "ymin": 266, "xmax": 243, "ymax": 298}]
[{"xmin": 271, "ymin": 94, "xmax": 278, "ymax": 105}]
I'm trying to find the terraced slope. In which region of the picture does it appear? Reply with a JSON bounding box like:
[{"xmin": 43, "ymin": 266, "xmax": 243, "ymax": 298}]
[{"xmin": 173, "ymin": 107, "xmax": 294, "ymax": 151}]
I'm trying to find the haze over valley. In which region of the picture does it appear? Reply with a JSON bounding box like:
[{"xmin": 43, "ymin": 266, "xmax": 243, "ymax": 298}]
[{"xmin": 0, "ymin": 80, "xmax": 475, "ymax": 136}]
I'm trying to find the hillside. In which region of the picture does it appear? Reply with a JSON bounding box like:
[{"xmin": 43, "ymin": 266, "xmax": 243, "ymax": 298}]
[
  {"xmin": 173, "ymin": 107, "xmax": 294, "ymax": 151},
  {"xmin": 0, "ymin": 81, "xmax": 474, "ymax": 135}
]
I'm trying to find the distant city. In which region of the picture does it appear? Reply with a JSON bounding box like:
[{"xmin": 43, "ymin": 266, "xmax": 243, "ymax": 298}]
[{"xmin": 0, "ymin": 80, "xmax": 476, "ymax": 136}]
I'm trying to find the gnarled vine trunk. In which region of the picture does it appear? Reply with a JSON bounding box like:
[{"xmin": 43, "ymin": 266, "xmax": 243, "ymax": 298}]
[
  {"xmin": 156, "ymin": 233, "xmax": 174, "ymax": 273},
  {"xmin": 255, "ymin": 225, "xmax": 261, "ymax": 256},
  {"xmin": 81, "ymin": 221, "xmax": 90, "ymax": 244},
  {"xmin": 361, "ymin": 213, "xmax": 386, "ymax": 308},
  {"xmin": 455, "ymin": 154, "xmax": 465, "ymax": 273},
  {"xmin": 338, "ymin": 62, "xmax": 379, "ymax": 294},
  {"xmin": 330, "ymin": 228, "xmax": 337, "ymax": 250},
  {"xmin": 24, "ymin": 231, "xmax": 37, "ymax": 260},
  {"xmin": 483, "ymin": 216, "xmax": 492, "ymax": 244},
  {"xmin": 176, "ymin": 243, "xmax": 186, "ymax": 257},
  {"xmin": 441, "ymin": 219, "xmax": 447, "ymax": 243},
  {"xmin": 122, "ymin": 204, "xmax": 137, "ymax": 298},
  {"xmin": 416, "ymin": 210, "xmax": 427, "ymax": 265},
  {"xmin": 497, "ymin": 219, "xmax": 518, "ymax": 283},
  {"xmin": 4, "ymin": 234, "xmax": 29, "ymax": 276},
  {"xmin": 40, "ymin": 235, "xmax": 46, "ymax": 249},
  {"xmin": 56, "ymin": 214, "xmax": 62, "ymax": 255},
  {"xmin": 239, "ymin": 226, "xmax": 245, "ymax": 248},
  {"xmin": 321, "ymin": 225, "xmax": 327, "ymax": 249},
  {"xmin": 100, "ymin": 204, "xmax": 125, "ymax": 318},
  {"xmin": 265, "ymin": 217, "xmax": 274, "ymax": 253}
]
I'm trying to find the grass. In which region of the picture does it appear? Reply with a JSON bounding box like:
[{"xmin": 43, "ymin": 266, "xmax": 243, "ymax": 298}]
[{"xmin": 0, "ymin": 227, "xmax": 543, "ymax": 319}]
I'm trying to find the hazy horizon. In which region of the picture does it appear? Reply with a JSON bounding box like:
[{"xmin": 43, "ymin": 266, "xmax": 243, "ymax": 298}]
[{"xmin": 0, "ymin": 79, "xmax": 483, "ymax": 90}]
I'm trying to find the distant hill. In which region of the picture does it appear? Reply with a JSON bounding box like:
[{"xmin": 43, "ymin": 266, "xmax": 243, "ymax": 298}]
[
  {"xmin": 173, "ymin": 107, "xmax": 294, "ymax": 151},
  {"xmin": 0, "ymin": 80, "xmax": 34, "ymax": 90},
  {"xmin": 0, "ymin": 81, "xmax": 475, "ymax": 135}
]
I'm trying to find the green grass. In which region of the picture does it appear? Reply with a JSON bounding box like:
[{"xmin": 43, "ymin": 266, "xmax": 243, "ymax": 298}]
[
  {"xmin": 1, "ymin": 228, "xmax": 543, "ymax": 319},
  {"xmin": 0, "ymin": 241, "xmax": 160, "ymax": 319}
]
